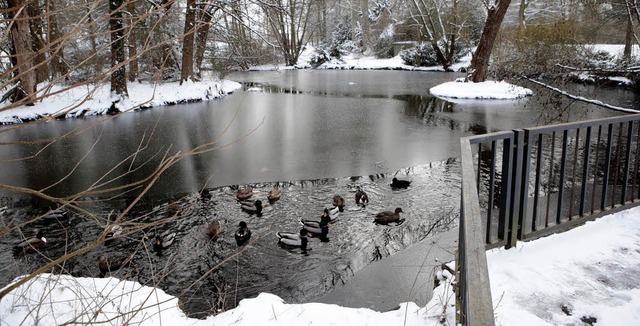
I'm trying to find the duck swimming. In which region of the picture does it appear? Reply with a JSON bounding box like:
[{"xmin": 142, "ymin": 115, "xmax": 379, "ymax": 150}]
[
  {"xmin": 104, "ymin": 225, "xmax": 123, "ymax": 244},
  {"xmin": 153, "ymin": 232, "xmax": 176, "ymax": 257},
  {"xmin": 207, "ymin": 219, "xmax": 223, "ymax": 239},
  {"xmin": 166, "ymin": 201, "xmax": 181, "ymax": 216},
  {"xmin": 267, "ymin": 188, "xmax": 281, "ymax": 204},
  {"xmin": 235, "ymin": 221, "xmax": 252, "ymax": 246},
  {"xmin": 277, "ymin": 229, "xmax": 308, "ymax": 253},
  {"xmin": 240, "ymin": 199, "xmax": 263, "ymax": 216},
  {"xmin": 236, "ymin": 187, "xmax": 253, "ymax": 201},
  {"xmin": 97, "ymin": 254, "xmax": 131, "ymax": 277},
  {"xmin": 42, "ymin": 207, "xmax": 69, "ymax": 223},
  {"xmin": 300, "ymin": 211, "xmax": 331, "ymax": 242},
  {"xmin": 333, "ymin": 195, "xmax": 345, "ymax": 212},
  {"xmin": 355, "ymin": 186, "xmax": 369, "ymax": 206},
  {"xmin": 390, "ymin": 178, "xmax": 412, "ymax": 189},
  {"xmin": 13, "ymin": 230, "xmax": 46, "ymax": 255},
  {"xmin": 326, "ymin": 207, "xmax": 339, "ymax": 223},
  {"xmin": 374, "ymin": 207, "xmax": 405, "ymax": 225}
]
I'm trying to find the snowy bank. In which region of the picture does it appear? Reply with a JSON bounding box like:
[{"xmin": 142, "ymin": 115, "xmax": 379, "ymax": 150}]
[
  {"xmin": 0, "ymin": 79, "xmax": 241, "ymax": 125},
  {"xmin": 429, "ymin": 79, "xmax": 533, "ymax": 100},
  {"xmin": 0, "ymin": 273, "xmax": 452, "ymax": 325},
  {"xmin": 488, "ymin": 206, "xmax": 640, "ymax": 325}
]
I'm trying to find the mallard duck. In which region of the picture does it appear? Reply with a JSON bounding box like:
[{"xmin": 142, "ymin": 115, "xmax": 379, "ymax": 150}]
[
  {"xmin": 300, "ymin": 212, "xmax": 331, "ymax": 242},
  {"xmin": 42, "ymin": 207, "xmax": 69, "ymax": 223},
  {"xmin": 326, "ymin": 207, "xmax": 339, "ymax": 223},
  {"xmin": 153, "ymin": 232, "xmax": 176, "ymax": 257},
  {"xmin": 355, "ymin": 186, "xmax": 369, "ymax": 205},
  {"xmin": 374, "ymin": 207, "xmax": 405, "ymax": 225},
  {"xmin": 207, "ymin": 219, "xmax": 223, "ymax": 239},
  {"xmin": 390, "ymin": 178, "xmax": 412, "ymax": 189},
  {"xmin": 277, "ymin": 229, "xmax": 308, "ymax": 252},
  {"xmin": 235, "ymin": 221, "xmax": 252, "ymax": 246},
  {"xmin": 97, "ymin": 254, "xmax": 131, "ymax": 277},
  {"xmin": 104, "ymin": 225, "xmax": 123, "ymax": 244},
  {"xmin": 241, "ymin": 199, "xmax": 263, "ymax": 216},
  {"xmin": 236, "ymin": 187, "xmax": 253, "ymax": 201},
  {"xmin": 167, "ymin": 201, "xmax": 181, "ymax": 215},
  {"xmin": 333, "ymin": 195, "xmax": 345, "ymax": 212},
  {"xmin": 13, "ymin": 230, "xmax": 46, "ymax": 255},
  {"xmin": 267, "ymin": 188, "xmax": 281, "ymax": 204}
]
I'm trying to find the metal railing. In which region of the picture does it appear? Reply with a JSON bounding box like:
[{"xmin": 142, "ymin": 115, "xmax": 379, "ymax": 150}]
[{"xmin": 458, "ymin": 113, "xmax": 640, "ymax": 325}]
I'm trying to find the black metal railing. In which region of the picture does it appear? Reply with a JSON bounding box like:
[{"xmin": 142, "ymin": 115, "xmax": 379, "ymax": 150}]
[{"xmin": 458, "ymin": 113, "xmax": 640, "ymax": 325}]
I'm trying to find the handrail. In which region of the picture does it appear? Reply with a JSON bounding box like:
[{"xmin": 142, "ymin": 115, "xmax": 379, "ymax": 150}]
[
  {"xmin": 457, "ymin": 113, "xmax": 640, "ymax": 324},
  {"xmin": 459, "ymin": 137, "xmax": 495, "ymax": 325}
]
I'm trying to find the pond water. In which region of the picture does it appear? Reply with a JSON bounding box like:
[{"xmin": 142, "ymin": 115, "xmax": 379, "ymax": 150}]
[{"xmin": 0, "ymin": 70, "xmax": 635, "ymax": 317}]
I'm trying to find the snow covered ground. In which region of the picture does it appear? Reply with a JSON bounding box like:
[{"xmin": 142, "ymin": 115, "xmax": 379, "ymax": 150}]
[{"xmin": 0, "ymin": 79, "xmax": 242, "ymax": 124}]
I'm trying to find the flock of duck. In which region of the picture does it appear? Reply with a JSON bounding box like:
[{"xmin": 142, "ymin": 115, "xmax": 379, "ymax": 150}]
[{"xmin": 10, "ymin": 176, "xmax": 413, "ymax": 274}]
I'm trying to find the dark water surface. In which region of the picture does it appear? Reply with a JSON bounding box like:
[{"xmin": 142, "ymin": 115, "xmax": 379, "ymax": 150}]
[{"xmin": 0, "ymin": 70, "xmax": 635, "ymax": 316}]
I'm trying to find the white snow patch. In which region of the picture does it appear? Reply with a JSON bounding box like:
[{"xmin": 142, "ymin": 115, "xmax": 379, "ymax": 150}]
[{"xmin": 430, "ymin": 79, "xmax": 533, "ymax": 100}]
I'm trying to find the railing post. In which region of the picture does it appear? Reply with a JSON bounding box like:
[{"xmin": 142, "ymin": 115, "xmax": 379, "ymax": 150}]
[{"xmin": 508, "ymin": 129, "xmax": 525, "ymax": 248}]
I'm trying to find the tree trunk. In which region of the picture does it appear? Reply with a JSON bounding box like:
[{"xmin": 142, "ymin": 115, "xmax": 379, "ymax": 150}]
[
  {"xmin": 109, "ymin": 0, "xmax": 128, "ymax": 96},
  {"xmin": 195, "ymin": 4, "xmax": 215, "ymax": 77},
  {"xmin": 47, "ymin": 0, "xmax": 68, "ymax": 79},
  {"xmin": 518, "ymin": 0, "xmax": 527, "ymax": 33},
  {"xmin": 360, "ymin": 0, "xmax": 369, "ymax": 45},
  {"xmin": 127, "ymin": 0, "xmax": 138, "ymax": 82},
  {"xmin": 469, "ymin": 0, "xmax": 512, "ymax": 82},
  {"xmin": 180, "ymin": 0, "xmax": 196, "ymax": 84},
  {"xmin": 27, "ymin": 0, "xmax": 50, "ymax": 84},
  {"xmin": 8, "ymin": 0, "xmax": 37, "ymax": 105}
]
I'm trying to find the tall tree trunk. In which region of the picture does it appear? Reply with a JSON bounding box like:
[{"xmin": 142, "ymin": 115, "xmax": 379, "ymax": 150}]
[
  {"xmin": 180, "ymin": 0, "xmax": 196, "ymax": 84},
  {"xmin": 47, "ymin": 0, "xmax": 68, "ymax": 78},
  {"xmin": 195, "ymin": 4, "xmax": 215, "ymax": 77},
  {"xmin": 109, "ymin": 0, "xmax": 128, "ymax": 96},
  {"xmin": 27, "ymin": 0, "xmax": 49, "ymax": 84},
  {"xmin": 127, "ymin": 0, "xmax": 138, "ymax": 82},
  {"xmin": 469, "ymin": 0, "xmax": 512, "ymax": 82},
  {"xmin": 360, "ymin": 0, "xmax": 369, "ymax": 45},
  {"xmin": 624, "ymin": 0, "xmax": 636, "ymax": 64},
  {"xmin": 518, "ymin": 0, "xmax": 527, "ymax": 33},
  {"xmin": 8, "ymin": 0, "xmax": 37, "ymax": 105}
]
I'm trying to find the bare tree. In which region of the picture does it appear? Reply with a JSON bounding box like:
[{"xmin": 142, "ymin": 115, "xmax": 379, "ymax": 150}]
[{"xmin": 261, "ymin": 0, "xmax": 314, "ymax": 66}]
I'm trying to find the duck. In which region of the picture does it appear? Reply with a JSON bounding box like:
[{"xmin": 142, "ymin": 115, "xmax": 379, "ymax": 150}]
[
  {"xmin": 390, "ymin": 177, "xmax": 412, "ymax": 189},
  {"xmin": 276, "ymin": 229, "xmax": 308, "ymax": 252},
  {"xmin": 300, "ymin": 212, "xmax": 331, "ymax": 242},
  {"xmin": 326, "ymin": 207, "xmax": 340, "ymax": 223},
  {"xmin": 153, "ymin": 232, "xmax": 176, "ymax": 257},
  {"xmin": 41, "ymin": 207, "xmax": 69, "ymax": 223},
  {"xmin": 235, "ymin": 221, "xmax": 252, "ymax": 246},
  {"xmin": 267, "ymin": 188, "xmax": 281, "ymax": 204},
  {"xmin": 207, "ymin": 219, "xmax": 223, "ymax": 239},
  {"xmin": 355, "ymin": 186, "xmax": 369, "ymax": 206},
  {"xmin": 333, "ymin": 195, "xmax": 345, "ymax": 212},
  {"xmin": 13, "ymin": 230, "xmax": 46, "ymax": 255},
  {"xmin": 240, "ymin": 199, "xmax": 263, "ymax": 216},
  {"xmin": 166, "ymin": 201, "xmax": 181, "ymax": 216},
  {"xmin": 374, "ymin": 207, "xmax": 405, "ymax": 225},
  {"xmin": 97, "ymin": 254, "xmax": 131, "ymax": 277},
  {"xmin": 236, "ymin": 187, "xmax": 253, "ymax": 201},
  {"xmin": 104, "ymin": 225, "xmax": 123, "ymax": 244}
]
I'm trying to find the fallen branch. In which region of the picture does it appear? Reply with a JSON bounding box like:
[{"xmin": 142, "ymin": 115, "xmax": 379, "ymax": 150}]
[{"xmin": 523, "ymin": 77, "xmax": 640, "ymax": 114}]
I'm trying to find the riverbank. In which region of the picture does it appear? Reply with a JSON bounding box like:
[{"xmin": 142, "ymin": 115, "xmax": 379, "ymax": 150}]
[{"xmin": 0, "ymin": 79, "xmax": 242, "ymax": 125}]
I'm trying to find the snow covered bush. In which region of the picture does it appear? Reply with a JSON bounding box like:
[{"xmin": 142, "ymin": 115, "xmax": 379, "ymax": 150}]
[
  {"xmin": 373, "ymin": 24, "xmax": 395, "ymax": 59},
  {"xmin": 400, "ymin": 42, "xmax": 464, "ymax": 67}
]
